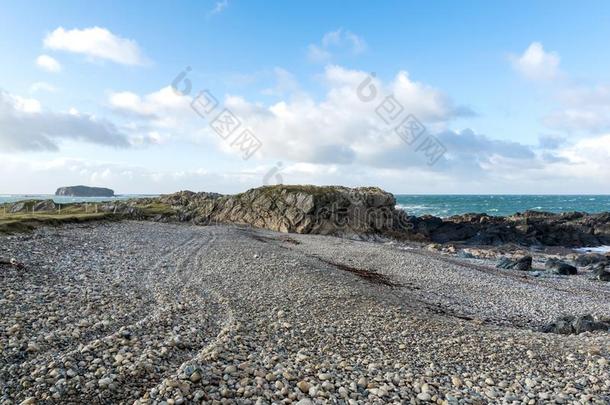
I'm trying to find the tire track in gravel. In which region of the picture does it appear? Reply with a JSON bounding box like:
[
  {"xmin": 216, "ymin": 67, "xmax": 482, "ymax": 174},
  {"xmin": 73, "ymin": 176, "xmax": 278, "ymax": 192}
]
[
  {"xmin": 135, "ymin": 225, "xmax": 241, "ymax": 404},
  {"xmin": 2, "ymin": 225, "xmax": 226, "ymax": 404},
  {"xmin": 1, "ymin": 230, "xmax": 192, "ymax": 402}
]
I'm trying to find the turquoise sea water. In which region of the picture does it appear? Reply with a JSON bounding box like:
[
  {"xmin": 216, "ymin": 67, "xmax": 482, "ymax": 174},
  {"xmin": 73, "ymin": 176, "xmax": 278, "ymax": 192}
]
[
  {"xmin": 2, "ymin": 194, "xmax": 610, "ymax": 218},
  {"xmin": 395, "ymin": 195, "xmax": 610, "ymax": 217}
]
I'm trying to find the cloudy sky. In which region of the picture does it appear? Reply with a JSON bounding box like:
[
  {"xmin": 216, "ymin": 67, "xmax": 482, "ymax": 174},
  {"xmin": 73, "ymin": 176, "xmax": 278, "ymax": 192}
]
[{"xmin": 1, "ymin": 1, "xmax": 610, "ymax": 194}]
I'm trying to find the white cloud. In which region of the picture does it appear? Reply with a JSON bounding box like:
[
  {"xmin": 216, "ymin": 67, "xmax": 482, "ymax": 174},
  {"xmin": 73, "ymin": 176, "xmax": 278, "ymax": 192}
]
[
  {"xmin": 511, "ymin": 42, "xmax": 560, "ymax": 81},
  {"xmin": 29, "ymin": 82, "xmax": 58, "ymax": 93},
  {"xmin": 108, "ymin": 86, "xmax": 194, "ymax": 134},
  {"xmin": 0, "ymin": 90, "xmax": 129, "ymax": 151},
  {"xmin": 104, "ymin": 64, "xmax": 610, "ymax": 193},
  {"xmin": 509, "ymin": 42, "xmax": 610, "ymax": 135},
  {"xmin": 44, "ymin": 27, "xmax": 147, "ymax": 65},
  {"xmin": 0, "ymin": 157, "xmax": 258, "ymax": 194},
  {"xmin": 261, "ymin": 67, "xmax": 300, "ymax": 96},
  {"xmin": 109, "ymin": 66, "xmax": 476, "ymax": 167},
  {"xmin": 307, "ymin": 45, "xmax": 332, "ymax": 63},
  {"xmin": 219, "ymin": 66, "xmax": 472, "ymax": 164},
  {"xmin": 307, "ymin": 29, "xmax": 367, "ymax": 62},
  {"xmin": 36, "ymin": 54, "xmax": 62, "ymax": 72},
  {"xmin": 208, "ymin": 0, "xmax": 229, "ymax": 16},
  {"xmin": 544, "ymin": 84, "xmax": 610, "ymax": 133}
]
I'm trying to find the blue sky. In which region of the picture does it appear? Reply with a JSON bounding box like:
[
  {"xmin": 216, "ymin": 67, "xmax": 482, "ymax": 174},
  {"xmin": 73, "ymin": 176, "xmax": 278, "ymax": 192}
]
[{"xmin": 1, "ymin": 0, "xmax": 610, "ymax": 194}]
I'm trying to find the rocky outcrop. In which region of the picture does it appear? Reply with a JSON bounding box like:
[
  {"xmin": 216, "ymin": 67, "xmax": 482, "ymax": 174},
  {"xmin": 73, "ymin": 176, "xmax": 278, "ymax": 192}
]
[
  {"xmin": 146, "ymin": 186, "xmax": 610, "ymax": 247},
  {"xmin": 7, "ymin": 200, "xmax": 56, "ymax": 213},
  {"xmin": 404, "ymin": 211, "xmax": 610, "ymax": 247},
  {"xmin": 55, "ymin": 186, "xmax": 114, "ymax": 197},
  {"xmin": 157, "ymin": 185, "xmax": 406, "ymax": 237}
]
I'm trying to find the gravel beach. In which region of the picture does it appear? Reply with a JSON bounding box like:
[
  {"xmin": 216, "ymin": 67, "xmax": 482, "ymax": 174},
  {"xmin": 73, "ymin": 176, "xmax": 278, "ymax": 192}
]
[{"xmin": 1, "ymin": 221, "xmax": 609, "ymax": 404}]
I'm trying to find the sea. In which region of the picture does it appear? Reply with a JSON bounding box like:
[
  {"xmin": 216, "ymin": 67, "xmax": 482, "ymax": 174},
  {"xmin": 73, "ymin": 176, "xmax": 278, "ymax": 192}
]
[
  {"xmin": 1, "ymin": 194, "xmax": 610, "ymax": 218},
  {"xmin": 394, "ymin": 195, "xmax": 610, "ymax": 218}
]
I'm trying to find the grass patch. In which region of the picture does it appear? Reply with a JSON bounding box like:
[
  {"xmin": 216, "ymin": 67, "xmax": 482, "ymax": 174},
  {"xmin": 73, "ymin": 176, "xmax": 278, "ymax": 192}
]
[
  {"xmin": 0, "ymin": 199, "xmax": 176, "ymax": 234},
  {"xmin": 137, "ymin": 202, "xmax": 177, "ymax": 216},
  {"xmin": 0, "ymin": 212, "xmax": 114, "ymax": 234}
]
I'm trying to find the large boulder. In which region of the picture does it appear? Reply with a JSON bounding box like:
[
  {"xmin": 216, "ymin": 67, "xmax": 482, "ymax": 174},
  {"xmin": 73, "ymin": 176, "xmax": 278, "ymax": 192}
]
[
  {"xmin": 575, "ymin": 253, "xmax": 608, "ymax": 267},
  {"xmin": 496, "ymin": 255, "xmax": 532, "ymax": 271},
  {"xmin": 545, "ymin": 258, "xmax": 577, "ymax": 275}
]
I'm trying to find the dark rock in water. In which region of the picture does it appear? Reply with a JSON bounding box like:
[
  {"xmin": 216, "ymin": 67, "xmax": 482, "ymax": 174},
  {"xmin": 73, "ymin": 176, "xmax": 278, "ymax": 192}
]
[
  {"xmin": 55, "ymin": 185, "xmax": 114, "ymax": 197},
  {"xmin": 575, "ymin": 253, "xmax": 608, "ymax": 267},
  {"xmin": 541, "ymin": 315, "xmax": 610, "ymax": 335},
  {"xmin": 496, "ymin": 255, "xmax": 532, "ymax": 271},
  {"xmin": 545, "ymin": 258, "xmax": 577, "ymax": 275}
]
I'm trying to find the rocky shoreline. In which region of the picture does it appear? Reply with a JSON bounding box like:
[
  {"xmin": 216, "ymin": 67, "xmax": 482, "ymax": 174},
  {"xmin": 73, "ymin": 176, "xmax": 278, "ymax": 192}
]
[
  {"xmin": 3, "ymin": 185, "xmax": 610, "ymax": 285},
  {"xmin": 4, "ymin": 185, "xmax": 610, "ymax": 248}
]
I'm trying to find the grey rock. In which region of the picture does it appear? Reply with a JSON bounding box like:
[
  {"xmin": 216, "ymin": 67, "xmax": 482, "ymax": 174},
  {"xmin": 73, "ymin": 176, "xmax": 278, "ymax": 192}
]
[
  {"xmin": 575, "ymin": 253, "xmax": 608, "ymax": 267},
  {"xmin": 541, "ymin": 315, "xmax": 610, "ymax": 334},
  {"xmin": 33, "ymin": 200, "xmax": 57, "ymax": 212},
  {"xmin": 545, "ymin": 258, "xmax": 577, "ymax": 275},
  {"xmin": 597, "ymin": 271, "xmax": 610, "ymax": 282},
  {"xmin": 497, "ymin": 255, "xmax": 532, "ymax": 271}
]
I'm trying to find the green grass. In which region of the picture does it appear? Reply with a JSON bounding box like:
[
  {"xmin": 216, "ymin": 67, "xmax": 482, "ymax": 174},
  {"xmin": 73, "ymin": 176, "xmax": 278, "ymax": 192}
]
[
  {"xmin": 0, "ymin": 212, "xmax": 114, "ymax": 234},
  {"xmin": 0, "ymin": 200, "xmax": 176, "ymax": 234},
  {"xmin": 137, "ymin": 202, "xmax": 177, "ymax": 216}
]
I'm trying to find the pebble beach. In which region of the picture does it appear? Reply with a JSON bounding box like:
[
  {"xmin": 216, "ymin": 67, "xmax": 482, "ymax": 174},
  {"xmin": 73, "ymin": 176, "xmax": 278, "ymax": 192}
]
[{"xmin": 1, "ymin": 221, "xmax": 609, "ymax": 404}]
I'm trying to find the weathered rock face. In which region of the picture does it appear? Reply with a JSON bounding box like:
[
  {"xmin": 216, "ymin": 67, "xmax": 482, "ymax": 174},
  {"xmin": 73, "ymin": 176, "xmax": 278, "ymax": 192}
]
[
  {"xmin": 55, "ymin": 186, "xmax": 114, "ymax": 197},
  {"xmin": 158, "ymin": 185, "xmax": 406, "ymax": 237},
  {"xmin": 149, "ymin": 186, "xmax": 610, "ymax": 247},
  {"xmin": 33, "ymin": 200, "xmax": 56, "ymax": 212}
]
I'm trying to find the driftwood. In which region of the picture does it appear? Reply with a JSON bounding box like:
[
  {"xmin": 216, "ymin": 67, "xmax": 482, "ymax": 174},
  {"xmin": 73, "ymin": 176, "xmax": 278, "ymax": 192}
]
[{"xmin": 0, "ymin": 257, "xmax": 25, "ymax": 270}]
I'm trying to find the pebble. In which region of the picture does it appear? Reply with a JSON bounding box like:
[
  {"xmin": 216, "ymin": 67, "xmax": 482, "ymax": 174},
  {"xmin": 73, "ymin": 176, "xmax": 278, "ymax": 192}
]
[{"xmin": 297, "ymin": 381, "xmax": 310, "ymax": 393}]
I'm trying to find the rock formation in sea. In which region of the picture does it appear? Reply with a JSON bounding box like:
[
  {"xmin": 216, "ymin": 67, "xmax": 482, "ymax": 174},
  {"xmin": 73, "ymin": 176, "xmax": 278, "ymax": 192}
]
[{"xmin": 55, "ymin": 185, "xmax": 115, "ymax": 197}]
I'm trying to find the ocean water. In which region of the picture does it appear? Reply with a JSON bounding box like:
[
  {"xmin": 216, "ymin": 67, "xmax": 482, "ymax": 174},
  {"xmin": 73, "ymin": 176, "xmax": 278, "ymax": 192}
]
[
  {"xmin": 395, "ymin": 195, "xmax": 610, "ymax": 217},
  {"xmin": 0, "ymin": 194, "xmax": 157, "ymax": 204}
]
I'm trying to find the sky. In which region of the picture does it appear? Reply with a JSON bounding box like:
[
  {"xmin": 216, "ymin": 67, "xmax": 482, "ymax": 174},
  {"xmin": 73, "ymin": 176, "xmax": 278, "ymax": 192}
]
[{"xmin": 1, "ymin": 0, "xmax": 610, "ymax": 194}]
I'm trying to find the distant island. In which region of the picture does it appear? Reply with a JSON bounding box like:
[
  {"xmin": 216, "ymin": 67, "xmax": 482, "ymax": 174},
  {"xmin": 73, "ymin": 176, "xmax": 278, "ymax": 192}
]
[{"xmin": 55, "ymin": 185, "xmax": 115, "ymax": 197}]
